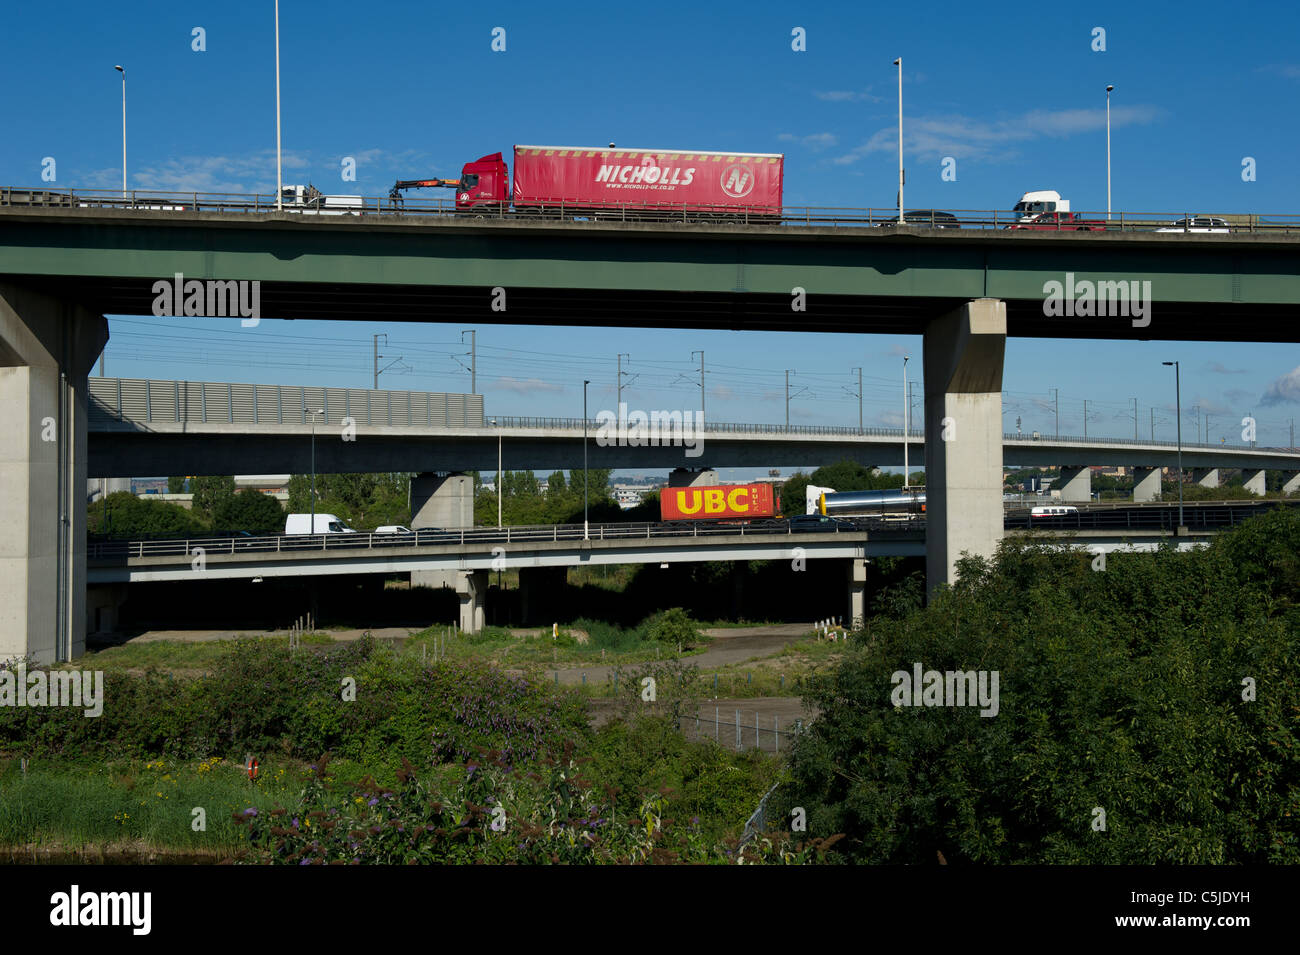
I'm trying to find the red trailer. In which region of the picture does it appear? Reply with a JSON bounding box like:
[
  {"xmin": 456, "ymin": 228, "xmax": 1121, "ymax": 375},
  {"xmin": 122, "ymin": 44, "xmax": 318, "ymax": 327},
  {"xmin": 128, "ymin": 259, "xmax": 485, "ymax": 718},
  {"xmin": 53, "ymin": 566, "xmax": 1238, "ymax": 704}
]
[
  {"xmin": 395, "ymin": 145, "xmax": 783, "ymax": 220},
  {"xmin": 660, "ymin": 482, "xmax": 779, "ymax": 522}
]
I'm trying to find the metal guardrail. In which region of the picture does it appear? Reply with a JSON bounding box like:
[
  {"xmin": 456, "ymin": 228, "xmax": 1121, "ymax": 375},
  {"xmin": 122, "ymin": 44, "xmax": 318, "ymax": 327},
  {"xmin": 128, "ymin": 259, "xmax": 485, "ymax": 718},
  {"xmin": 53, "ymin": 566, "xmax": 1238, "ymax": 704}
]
[
  {"xmin": 86, "ymin": 518, "xmax": 898, "ymax": 560},
  {"xmin": 85, "ymin": 502, "xmax": 1290, "ymax": 560},
  {"xmin": 5, "ymin": 187, "xmax": 1300, "ymax": 234},
  {"xmin": 85, "ymin": 378, "xmax": 1292, "ymax": 454}
]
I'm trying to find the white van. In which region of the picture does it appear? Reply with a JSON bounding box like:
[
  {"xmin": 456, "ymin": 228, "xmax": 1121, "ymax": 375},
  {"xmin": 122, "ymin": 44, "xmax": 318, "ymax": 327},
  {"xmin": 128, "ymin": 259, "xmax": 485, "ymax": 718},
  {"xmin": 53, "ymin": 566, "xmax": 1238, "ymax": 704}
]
[
  {"xmin": 285, "ymin": 513, "xmax": 356, "ymax": 535},
  {"xmin": 1030, "ymin": 505, "xmax": 1080, "ymax": 518}
]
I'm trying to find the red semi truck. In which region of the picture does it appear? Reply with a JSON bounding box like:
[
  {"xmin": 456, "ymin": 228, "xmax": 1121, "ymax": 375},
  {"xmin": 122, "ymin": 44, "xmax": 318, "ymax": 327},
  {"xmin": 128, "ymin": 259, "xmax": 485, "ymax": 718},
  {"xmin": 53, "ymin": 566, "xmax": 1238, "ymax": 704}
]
[
  {"xmin": 391, "ymin": 145, "xmax": 784, "ymax": 219},
  {"xmin": 660, "ymin": 482, "xmax": 779, "ymax": 522}
]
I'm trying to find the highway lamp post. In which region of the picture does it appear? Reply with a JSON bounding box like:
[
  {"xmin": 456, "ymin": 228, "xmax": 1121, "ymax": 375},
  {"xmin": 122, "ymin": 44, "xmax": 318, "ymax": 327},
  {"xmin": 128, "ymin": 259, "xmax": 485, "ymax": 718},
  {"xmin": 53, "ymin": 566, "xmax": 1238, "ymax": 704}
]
[
  {"xmin": 114, "ymin": 66, "xmax": 126, "ymax": 198},
  {"xmin": 1163, "ymin": 361, "xmax": 1184, "ymax": 528},
  {"xmin": 902, "ymin": 355, "xmax": 910, "ymax": 489},
  {"xmin": 1083, "ymin": 399, "xmax": 1089, "ymax": 440},
  {"xmin": 582, "ymin": 380, "xmax": 590, "ymax": 541},
  {"xmin": 1131, "ymin": 397, "xmax": 1138, "ymax": 440},
  {"xmin": 308, "ymin": 408, "xmax": 324, "ymax": 532},
  {"xmin": 1051, "ymin": 387, "xmax": 1059, "ymax": 439},
  {"xmin": 894, "ymin": 57, "xmax": 904, "ymax": 225},
  {"xmin": 274, "ymin": 0, "xmax": 283, "ymax": 211},
  {"xmin": 1105, "ymin": 85, "xmax": 1114, "ymax": 220}
]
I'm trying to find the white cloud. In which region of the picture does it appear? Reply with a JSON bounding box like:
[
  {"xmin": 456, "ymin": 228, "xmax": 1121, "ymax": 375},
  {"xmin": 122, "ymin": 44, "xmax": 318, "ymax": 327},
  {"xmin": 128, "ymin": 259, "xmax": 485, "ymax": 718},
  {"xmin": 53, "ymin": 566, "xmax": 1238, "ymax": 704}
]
[
  {"xmin": 494, "ymin": 377, "xmax": 564, "ymax": 395},
  {"xmin": 778, "ymin": 132, "xmax": 839, "ymax": 150},
  {"xmin": 1203, "ymin": 361, "xmax": 1247, "ymax": 375},
  {"xmin": 815, "ymin": 89, "xmax": 884, "ymax": 103},
  {"xmin": 1261, "ymin": 367, "xmax": 1300, "ymax": 406},
  {"xmin": 1258, "ymin": 63, "xmax": 1300, "ymax": 80},
  {"xmin": 832, "ymin": 104, "xmax": 1165, "ymax": 165}
]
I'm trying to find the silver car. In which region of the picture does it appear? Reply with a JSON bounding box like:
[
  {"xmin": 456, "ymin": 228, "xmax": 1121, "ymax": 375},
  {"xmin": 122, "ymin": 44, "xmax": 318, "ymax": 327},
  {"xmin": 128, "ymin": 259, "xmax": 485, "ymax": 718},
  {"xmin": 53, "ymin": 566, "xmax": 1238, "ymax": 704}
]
[{"xmin": 1156, "ymin": 216, "xmax": 1231, "ymax": 233}]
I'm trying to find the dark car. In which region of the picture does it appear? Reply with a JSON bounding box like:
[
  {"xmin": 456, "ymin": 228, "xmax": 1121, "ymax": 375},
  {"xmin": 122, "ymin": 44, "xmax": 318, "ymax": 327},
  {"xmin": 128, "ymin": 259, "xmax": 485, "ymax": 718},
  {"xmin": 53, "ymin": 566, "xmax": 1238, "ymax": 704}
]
[
  {"xmin": 901, "ymin": 210, "xmax": 961, "ymax": 228},
  {"xmin": 788, "ymin": 513, "xmax": 854, "ymax": 532}
]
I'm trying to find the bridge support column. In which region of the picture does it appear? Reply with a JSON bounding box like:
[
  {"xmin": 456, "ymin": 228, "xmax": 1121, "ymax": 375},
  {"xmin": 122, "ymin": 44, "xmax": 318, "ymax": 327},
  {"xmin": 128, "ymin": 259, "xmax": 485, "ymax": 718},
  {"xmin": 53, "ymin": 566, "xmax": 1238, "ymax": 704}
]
[
  {"xmin": 455, "ymin": 569, "xmax": 488, "ymax": 634},
  {"xmin": 1284, "ymin": 472, "xmax": 1300, "ymax": 496},
  {"xmin": 0, "ymin": 283, "xmax": 107, "ymax": 663},
  {"xmin": 410, "ymin": 472, "xmax": 474, "ymax": 590},
  {"xmin": 1192, "ymin": 468, "xmax": 1220, "ymax": 489},
  {"xmin": 1057, "ymin": 466, "xmax": 1092, "ymax": 503},
  {"xmin": 1242, "ymin": 469, "xmax": 1266, "ymax": 496},
  {"xmin": 668, "ymin": 467, "xmax": 718, "ymax": 487},
  {"xmin": 846, "ymin": 558, "xmax": 868, "ymax": 629},
  {"xmin": 923, "ymin": 298, "xmax": 1006, "ymax": 593},
  {"xmin": 1133, "ymin": 467, "xmax": 1162, "ymax": 502},
  {"xmin": 86, "ymin": 583, "xmax": 129, "ymax": 636}
]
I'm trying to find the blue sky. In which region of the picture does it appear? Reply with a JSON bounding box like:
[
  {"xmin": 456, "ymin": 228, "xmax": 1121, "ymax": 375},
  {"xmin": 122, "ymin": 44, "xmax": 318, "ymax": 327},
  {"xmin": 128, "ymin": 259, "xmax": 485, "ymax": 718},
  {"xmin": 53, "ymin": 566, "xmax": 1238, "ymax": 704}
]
[{"xmin": 4, "ymin": 0, "xmax": 1299, "ymax": 472}]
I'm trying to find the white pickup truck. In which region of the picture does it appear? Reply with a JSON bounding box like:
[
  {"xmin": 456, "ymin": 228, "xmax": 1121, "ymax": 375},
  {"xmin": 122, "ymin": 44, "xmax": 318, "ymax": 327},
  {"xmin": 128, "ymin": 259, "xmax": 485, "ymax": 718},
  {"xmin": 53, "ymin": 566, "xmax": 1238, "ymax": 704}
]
[{"xmin": 279, "ymin": 184, "xmax": 364, "ymax": 215}]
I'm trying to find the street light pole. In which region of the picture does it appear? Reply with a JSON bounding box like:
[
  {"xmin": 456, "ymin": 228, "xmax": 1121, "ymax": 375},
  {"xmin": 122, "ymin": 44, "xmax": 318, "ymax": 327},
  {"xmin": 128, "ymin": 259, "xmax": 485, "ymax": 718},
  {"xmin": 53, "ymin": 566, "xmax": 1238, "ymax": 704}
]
[
  {"xmin": 274, "ymin": 0, "xmax": 283, "ymax": 211},
  {"xmin": 582, "ymin": 380, "xmax": 590, "ymax": 540},
  {"xmin": 1163, "ymin": 361, "xmax": 1184, "ymax": 527},
  {"xmin": 894, "ymin": 57, "xmax": 904, "ymax": 225},
  {"xmin": 1105, "ymin": 85, "xmax": 1114, "ymax": 220},
  {"xmin": 1051, "ymin": 387, "xmax": 1059, "ymax": 439},
  {"xmin": 114, "ymin": 66, "xmax": 126, "ymax": 198}
]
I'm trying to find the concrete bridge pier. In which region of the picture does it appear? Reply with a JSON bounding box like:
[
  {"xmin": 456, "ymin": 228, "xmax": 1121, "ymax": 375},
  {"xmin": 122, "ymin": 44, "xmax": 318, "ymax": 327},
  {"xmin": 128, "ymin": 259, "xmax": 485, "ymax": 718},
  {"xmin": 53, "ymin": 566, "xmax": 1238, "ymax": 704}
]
[
  {"xmin": 86, "ymin": 583, "xmax": 129, "ymax": 636},
  {"xmin": 454, "ymin": 569, "xmax": 488, "ymax": 634},
  {"xmin": 1242, "ymin": 469, "xmax": 1267, "ymax": 496},
  {"xmin": 1191, "ymin": 467, "xmax": 1220, "ymax": 489},
  {"xmin": 847, "ymin": 558, "xmax": 868, "ymax": 628},
  {"xmin": 923, "ymin": 298, "xmax": 1006, "ymax": 593},
  {"xmin": 410, "ymin": 472, "xmax": 474, "ymax": 592},
  {"xmin": 1057, "ymin": 466, "xmax": 1093, "ymax": 503},
  {"xmin": 1133, "ymin": 467, "xmax": 1162, "ymax": 502},
  {"xmin": 1284, "ymin": 472, "xmax": 1300, "ymax": 496},
  {"xmin": 0, "ymin": 283, "xmax": 107, "ymax": 663},
  {"xmin": 668, "ymin": 467, "xmax": 718, "ymax": 487}
]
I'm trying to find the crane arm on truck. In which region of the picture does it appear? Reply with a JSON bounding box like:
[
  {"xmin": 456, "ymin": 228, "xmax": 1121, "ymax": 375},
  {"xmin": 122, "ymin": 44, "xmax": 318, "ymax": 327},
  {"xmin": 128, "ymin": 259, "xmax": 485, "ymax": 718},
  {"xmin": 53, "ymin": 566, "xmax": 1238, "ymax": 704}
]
[{"xmin": 388, "ymin": 178, "xmax": 461, "ymax": 201}]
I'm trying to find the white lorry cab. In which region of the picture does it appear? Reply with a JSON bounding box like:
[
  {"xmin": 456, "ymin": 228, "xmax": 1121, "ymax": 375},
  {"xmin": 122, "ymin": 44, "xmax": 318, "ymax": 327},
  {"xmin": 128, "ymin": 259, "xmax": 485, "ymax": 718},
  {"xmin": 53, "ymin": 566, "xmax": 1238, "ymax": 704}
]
[
  {"xmin": 285, "ymin": 513, "xmax": 357, "ymax": 535},
  {"xmin": 1013, "ymin": 190, "xmax": 1070, "ymax": 220}
]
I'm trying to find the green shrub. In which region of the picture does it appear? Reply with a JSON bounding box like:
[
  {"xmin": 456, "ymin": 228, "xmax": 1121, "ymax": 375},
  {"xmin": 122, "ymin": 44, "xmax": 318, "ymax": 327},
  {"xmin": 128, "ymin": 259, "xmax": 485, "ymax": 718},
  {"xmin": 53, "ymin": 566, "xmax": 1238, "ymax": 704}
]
[{"xmin": 776, "ymin": 510, "xmax": 1300, "ymax": 864}]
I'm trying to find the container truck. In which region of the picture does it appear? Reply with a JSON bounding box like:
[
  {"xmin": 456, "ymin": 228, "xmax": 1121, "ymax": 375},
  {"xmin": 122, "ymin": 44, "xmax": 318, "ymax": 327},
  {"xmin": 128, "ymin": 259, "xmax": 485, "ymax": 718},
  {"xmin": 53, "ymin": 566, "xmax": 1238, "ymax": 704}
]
[
  {"xmin": 391, "ymin": 145, "xmax": 784, "ymax": 221},
  {"xmin": 817, "ymin": 488, "xmax": 926, "ymax": 518},
  {"xmin": 660, "ymin": 482, "xmax": 779, "ymax": 521},
  {"xmin": 1008, "ymin": 190, "xmax": 1104, "ymax": 231}
]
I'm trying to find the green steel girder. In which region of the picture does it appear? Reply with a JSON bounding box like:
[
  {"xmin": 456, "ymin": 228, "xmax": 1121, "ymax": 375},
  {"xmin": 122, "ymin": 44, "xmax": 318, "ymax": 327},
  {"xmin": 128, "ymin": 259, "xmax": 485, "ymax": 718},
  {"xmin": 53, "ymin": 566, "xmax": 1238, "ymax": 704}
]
[{"xmin": 2, "ymin": 209, "xmax": 1299, "ymax": 340}]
